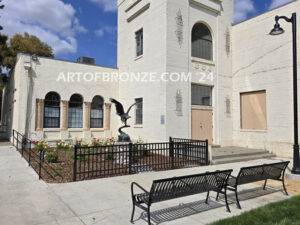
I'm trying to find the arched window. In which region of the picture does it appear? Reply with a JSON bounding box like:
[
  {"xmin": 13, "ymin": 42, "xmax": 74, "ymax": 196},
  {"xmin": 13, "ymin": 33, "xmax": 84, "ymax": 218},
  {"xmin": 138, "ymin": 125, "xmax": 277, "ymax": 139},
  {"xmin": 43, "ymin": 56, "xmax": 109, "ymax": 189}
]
[
  {"xmin": 68, "ymin": 94, "xmax": 83, "ymax": 128},
  {"xmin": 90, "ymin": 96, "xmax": 104, "ymax": 128},
  {"xmin": 44, "ymin": 92, "xmax": 60, "ymax": 128},
  {"xmin": 192, "ymin": 23, "xmax": 213, "ymax": 60}
]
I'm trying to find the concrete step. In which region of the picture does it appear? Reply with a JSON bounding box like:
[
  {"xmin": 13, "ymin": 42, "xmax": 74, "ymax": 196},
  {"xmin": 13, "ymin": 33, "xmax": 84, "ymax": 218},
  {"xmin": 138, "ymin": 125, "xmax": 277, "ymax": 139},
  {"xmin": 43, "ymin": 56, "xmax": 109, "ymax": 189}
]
[
  {"xmin": 212, "ymin": 150, "xmax": 270, "ymax": 160},
  {"xmin": 211, "ymin": 153, "xmax": 276, "ymax": 165},
  {"xmin": 212, "ymin": 145, "xmax": 221, "ymax": 148}
]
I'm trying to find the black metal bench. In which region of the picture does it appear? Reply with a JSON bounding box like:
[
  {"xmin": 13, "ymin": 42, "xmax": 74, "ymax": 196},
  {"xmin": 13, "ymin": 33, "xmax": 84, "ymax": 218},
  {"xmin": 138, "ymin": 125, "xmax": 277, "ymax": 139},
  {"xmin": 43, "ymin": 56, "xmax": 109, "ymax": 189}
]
[
  {"xmin": 130, "ymin": 169, "xmax": 233, "ymax": 225},
  {"xmin": 218, "ymin": 161, "xmax": 290, "ymax": 209}
]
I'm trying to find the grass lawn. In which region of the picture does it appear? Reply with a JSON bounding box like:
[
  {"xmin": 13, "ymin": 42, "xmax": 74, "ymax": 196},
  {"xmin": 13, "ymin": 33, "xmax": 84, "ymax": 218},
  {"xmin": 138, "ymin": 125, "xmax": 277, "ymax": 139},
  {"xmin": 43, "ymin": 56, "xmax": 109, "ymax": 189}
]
[{"xmin": 211, "ymin": 195, "xmax": 300, "ymax": 225}]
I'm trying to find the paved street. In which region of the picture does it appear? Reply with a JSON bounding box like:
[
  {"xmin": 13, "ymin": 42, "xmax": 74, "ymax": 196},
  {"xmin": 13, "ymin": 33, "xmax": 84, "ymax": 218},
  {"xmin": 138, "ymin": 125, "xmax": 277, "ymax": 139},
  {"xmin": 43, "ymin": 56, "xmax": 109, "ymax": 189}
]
[{"xmin": 0, "ymin": 145, "xmax": 294, "ymax": 225}]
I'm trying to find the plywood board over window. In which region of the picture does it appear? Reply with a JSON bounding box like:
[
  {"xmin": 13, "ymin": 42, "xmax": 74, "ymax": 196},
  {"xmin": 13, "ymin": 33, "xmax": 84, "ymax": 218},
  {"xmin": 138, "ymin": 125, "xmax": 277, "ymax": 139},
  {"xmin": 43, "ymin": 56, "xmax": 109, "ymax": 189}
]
[{"xmin": 240, "ymin": 91, "xmax": 267, "ymax": 130}]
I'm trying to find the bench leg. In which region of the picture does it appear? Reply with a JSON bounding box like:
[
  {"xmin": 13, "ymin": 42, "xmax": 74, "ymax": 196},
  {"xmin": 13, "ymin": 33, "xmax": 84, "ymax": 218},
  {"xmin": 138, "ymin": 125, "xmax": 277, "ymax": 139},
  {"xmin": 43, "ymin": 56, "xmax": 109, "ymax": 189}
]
[
  {"xmin": 147, "ymin": 205, "xmax": 151, "ymax": 225},
  {"xmin": 205, "ymin": 191, "xmax": 210, "ymax": 204},
  {"xmin": 130, "ymin": 203, "xmax": 135, "ymax": 223},
  {"xmin": 235, "ymin": 187, "xmax": 241, "ymax": 209},
  {"xmin": 216, "ymin": 191, "xmax": 220, "ymax": 201},
  {"xmin": 224, "ymin": 188, "xmax": 231, "ymax": 213},
  {"xmin": 263, "ymin": 179, "xmax": 267, "ymax": 190},
  {"xmin": 282, "ymin": 179, "xmax": 289, "ymax": 196}
]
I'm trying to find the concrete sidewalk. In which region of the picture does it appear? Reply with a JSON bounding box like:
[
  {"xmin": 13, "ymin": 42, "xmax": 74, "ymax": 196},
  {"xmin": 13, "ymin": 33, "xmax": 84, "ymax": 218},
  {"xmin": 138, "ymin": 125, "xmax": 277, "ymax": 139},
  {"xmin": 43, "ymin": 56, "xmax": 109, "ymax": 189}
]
[{"xmin": 0, "ymin": 146, "xmax": 291, "ymax": 225}]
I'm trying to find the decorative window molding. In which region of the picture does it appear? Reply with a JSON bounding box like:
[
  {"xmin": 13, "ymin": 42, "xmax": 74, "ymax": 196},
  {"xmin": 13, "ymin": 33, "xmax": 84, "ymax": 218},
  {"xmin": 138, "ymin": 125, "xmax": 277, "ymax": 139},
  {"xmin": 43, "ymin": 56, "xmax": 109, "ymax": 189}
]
[
  {"xmin": 125, "ymin": 0, "xmax": 142, "ymax": 12},
  {"xmin": 127, "ymin": 3, "xmax": 150, "ymax": 23},
  {"xmin": 189, "ymin": 0, "xmax": 221, "ymax": 14}
]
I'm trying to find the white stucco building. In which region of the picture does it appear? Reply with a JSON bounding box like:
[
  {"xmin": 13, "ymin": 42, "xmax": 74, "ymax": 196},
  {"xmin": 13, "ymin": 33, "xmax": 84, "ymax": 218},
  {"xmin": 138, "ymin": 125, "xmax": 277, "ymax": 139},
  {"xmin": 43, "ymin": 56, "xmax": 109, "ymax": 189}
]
[{"xmin": 2, "ymin": 0, "xmax": 300, "ymax": 158}]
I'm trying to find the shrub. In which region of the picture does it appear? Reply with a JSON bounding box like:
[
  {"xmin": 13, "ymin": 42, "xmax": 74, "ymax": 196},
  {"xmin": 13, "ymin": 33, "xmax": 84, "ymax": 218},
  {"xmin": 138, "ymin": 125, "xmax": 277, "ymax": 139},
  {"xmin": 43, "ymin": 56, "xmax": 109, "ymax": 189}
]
[{"xmin": 45, "ymin": 150, "xmax": 58, "ymax": 163}]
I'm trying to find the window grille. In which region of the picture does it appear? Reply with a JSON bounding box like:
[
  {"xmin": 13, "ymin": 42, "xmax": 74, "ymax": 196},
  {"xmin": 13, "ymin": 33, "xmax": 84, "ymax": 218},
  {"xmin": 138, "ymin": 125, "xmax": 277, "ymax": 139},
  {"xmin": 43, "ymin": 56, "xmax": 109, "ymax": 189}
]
[
  {"xmin": 44, "ymin": 92, "xmax": 60, "ymax": 128},
  {"xmin": 192, "ymin": 23, "xmax": 213, "ymax": 60},
  {"xmin": 191, "ymin": 85, "xmax": 212, "ymax": 106},
  {"xmin": 135, "ymin": 98, "xmax": 143, "ymax": 125},
  {"xmin": 90, "ymin": 96, "xmax": 104, "ymax": 128},
  {"xmin": 135, "ymin": 29, "xmax": 143, "ymax": 57},
  {"xmin": 68, "ymin": 94, "xmax": 83, "ymax": 128}
]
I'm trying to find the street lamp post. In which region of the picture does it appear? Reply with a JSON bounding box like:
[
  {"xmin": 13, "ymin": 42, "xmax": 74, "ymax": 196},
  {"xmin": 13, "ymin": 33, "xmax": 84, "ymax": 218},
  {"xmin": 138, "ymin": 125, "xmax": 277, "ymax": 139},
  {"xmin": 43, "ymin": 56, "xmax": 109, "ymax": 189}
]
[{"xmin": 270, "ymin": 13, "xmax": 300, "ymax": 174}]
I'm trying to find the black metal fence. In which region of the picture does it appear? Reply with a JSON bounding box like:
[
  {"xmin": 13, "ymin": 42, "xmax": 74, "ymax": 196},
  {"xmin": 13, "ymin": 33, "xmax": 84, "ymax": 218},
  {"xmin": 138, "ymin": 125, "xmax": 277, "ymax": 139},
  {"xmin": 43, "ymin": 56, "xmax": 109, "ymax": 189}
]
[
  {"xmin": 73, "ymin": 137, "xmax": 209, "ymax": 181},
  {"xmin": 12, "ymin": 129, "xmax": 62, "ymax": 180}
]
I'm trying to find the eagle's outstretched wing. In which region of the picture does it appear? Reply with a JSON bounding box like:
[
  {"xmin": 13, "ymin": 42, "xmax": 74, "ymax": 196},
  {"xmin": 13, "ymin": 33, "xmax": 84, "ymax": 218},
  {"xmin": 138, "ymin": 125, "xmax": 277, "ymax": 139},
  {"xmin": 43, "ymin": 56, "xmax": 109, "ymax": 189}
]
[
  {"xmin": 110, "ymin": 98, "xmax": 125, "ymax": 116},
  {"xmin": 126, "ymin": 102, "xmax": 137, "ymax": 115}
]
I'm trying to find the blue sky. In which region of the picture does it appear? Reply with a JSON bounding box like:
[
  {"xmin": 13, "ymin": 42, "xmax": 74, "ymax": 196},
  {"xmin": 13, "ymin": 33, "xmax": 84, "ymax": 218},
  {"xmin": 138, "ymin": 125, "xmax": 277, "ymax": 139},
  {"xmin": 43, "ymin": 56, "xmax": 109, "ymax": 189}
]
[{"xmin": 0, "ymin": 0, "xmax": 294, "ymax": 68}]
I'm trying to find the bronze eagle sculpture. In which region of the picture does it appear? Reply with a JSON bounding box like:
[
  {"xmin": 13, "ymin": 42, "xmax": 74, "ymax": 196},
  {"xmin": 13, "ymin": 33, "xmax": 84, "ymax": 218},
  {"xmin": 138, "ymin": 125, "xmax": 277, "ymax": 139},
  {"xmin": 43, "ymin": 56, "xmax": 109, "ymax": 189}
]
[{"xmin": 109, "ymin": 98, "xmax": 137, "ymax": 142}]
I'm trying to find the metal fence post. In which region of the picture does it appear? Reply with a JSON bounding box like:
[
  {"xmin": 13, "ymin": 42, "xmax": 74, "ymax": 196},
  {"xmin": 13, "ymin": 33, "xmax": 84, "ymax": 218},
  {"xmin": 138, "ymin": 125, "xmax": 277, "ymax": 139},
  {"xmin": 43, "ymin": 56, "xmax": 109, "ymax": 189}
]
[
  {"xmin": 28, "ymin": 141, "xmax": 31, "ymax": 166},
  {"xmin": 73, "ymin": 145, "xmax": 77, "ymax": 182},
  {"xmin": 169, "ymin": 137, "xmax": 174, "ymax": 169},
  {"xmin": 13, "ymin": 130, "xmax": 15, "ymax": 146},
  {"xmin": 205, "ymin": 139, "xmax": 209, "ymax": 165},
  {"xmin": 39, "ymin": 150, "xmax": 42, "ymax": 179},
  {"xmin": 129, "ymin": 143, "xmax": 133, "ymax": 174},
  {"xmin": 16, "ymin": 132, "xmax": 19, "ymax": 150},
  {"xmin": 21, "ymin": 137, "xmax": 26, "ymax": 156}
]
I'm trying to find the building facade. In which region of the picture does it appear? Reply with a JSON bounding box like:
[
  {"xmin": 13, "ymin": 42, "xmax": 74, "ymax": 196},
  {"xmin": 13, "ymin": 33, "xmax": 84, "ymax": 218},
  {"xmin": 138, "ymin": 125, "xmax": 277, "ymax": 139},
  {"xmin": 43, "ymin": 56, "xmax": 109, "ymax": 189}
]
[{"xmin": 2, "ymin": 0, "xmax": 300, "ymax": 158}]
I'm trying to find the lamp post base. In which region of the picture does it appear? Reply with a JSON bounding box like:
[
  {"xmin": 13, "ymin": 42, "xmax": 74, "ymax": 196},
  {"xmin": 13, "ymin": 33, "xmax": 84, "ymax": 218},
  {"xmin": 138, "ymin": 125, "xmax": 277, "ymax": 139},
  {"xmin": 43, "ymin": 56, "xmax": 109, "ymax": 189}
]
[
  {"xmin": 292, "ymin": 144, "xmax": 300, "ymax": 174},
  {"xmin": 292, "ymin": 167, "xmax": 300, "ymax": 174}
]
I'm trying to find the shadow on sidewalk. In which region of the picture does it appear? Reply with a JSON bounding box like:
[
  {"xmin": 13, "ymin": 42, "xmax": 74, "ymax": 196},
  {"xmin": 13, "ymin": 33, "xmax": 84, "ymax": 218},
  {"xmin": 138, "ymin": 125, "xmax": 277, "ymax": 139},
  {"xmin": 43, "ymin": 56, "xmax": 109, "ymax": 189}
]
[
  {"xmin": 133, "ymin": 187, "xmax": 280, "ymax": 224},
  {"xmin": 134, "ymin": 199, "xmax": 224, "ymax": 225}
]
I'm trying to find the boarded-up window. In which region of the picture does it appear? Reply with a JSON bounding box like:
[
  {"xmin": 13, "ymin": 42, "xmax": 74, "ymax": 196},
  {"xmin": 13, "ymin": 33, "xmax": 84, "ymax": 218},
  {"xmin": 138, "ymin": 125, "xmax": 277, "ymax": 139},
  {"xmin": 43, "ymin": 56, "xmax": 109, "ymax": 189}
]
[{"xmin": 240, "ymin": 91, "xmax": 267, "ymax": 130}]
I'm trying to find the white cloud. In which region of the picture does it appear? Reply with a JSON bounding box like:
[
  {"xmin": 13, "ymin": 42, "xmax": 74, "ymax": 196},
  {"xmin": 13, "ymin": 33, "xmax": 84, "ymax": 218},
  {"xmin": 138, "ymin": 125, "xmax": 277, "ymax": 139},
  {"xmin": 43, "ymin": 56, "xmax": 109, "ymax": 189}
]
[
  {"xmin": 94, "ymin": 26, "xmax": 117, "ymax": 38},
  {"xmin": 234, "ymin": 0, "xmax": 256, "ymax": 23},
  {"xmin": 268, "ymin": 0, "xmax": 294, "ymax": 9},
  {"xmin": 95, "ymin": 29, "xmax": 104, "ymax": 37},
  {"xmin": 88, "ymin": 0, "xmax": 117, "ymax": 12},
  {"xmin": 1, "ymin": 0, "xmax": 87, "ymax": 56}
]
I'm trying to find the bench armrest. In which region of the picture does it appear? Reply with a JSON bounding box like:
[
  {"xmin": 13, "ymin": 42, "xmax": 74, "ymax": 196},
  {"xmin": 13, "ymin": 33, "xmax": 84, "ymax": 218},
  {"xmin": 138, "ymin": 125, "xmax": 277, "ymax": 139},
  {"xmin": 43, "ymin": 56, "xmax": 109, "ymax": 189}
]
[{"xmin": 131, "ymin": 182, "xmax": 149, "ymax": 197}]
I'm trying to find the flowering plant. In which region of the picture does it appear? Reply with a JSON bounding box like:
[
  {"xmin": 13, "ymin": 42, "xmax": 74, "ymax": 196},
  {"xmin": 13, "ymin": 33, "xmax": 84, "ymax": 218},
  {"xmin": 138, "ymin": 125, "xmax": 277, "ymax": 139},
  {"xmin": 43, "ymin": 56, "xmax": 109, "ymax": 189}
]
[
  {"xmin": 102, "ymin": 137, "xmax": 115, "ymax": 146},
  {"xmin": 56, "ymin": 140, "xmax": 70, "ymax": 150},
  {"xmin": 75, "ymin": 139, "xmax": 83, "ymax": 147},
  {"xmin": 33, "ymin": 140, "xmax": 49, "ymax": 152}
]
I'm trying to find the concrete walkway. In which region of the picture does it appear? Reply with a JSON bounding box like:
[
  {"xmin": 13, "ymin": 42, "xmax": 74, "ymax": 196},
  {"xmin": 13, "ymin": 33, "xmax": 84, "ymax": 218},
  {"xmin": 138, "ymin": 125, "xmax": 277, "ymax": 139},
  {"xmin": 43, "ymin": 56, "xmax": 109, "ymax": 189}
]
[{"xmin": 0, "ymin": 145, "xmax": 292, "ymax": 225}]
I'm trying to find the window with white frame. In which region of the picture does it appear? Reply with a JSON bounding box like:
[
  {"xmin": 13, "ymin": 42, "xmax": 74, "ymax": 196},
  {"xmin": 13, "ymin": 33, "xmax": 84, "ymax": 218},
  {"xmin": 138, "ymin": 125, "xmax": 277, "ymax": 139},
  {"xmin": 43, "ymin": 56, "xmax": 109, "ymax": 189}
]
[
  {"xmin": 135, "ymin": 29, "xmax": 143, "ymax": 57},
  {"xmin": 135, "ymin": 98, "xmax": 143, "ymax": 125},
  {"xmin": 192, "ymin": 23, "xmax": 213, "ymax": 60},
  {"xmin": 68, "ymin": 94, "xmax": 83, "ymax": 128},
  {"xmin": 44, "ymin": 92, "xmax": 60, "ymax": 128},
  {"xmin": 191, "ymin": 84, "xmax": 212, "ymax": 106},
  {"xmin": 90, "ymin": 96, "xmax": 104, "ymax": 128}
]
